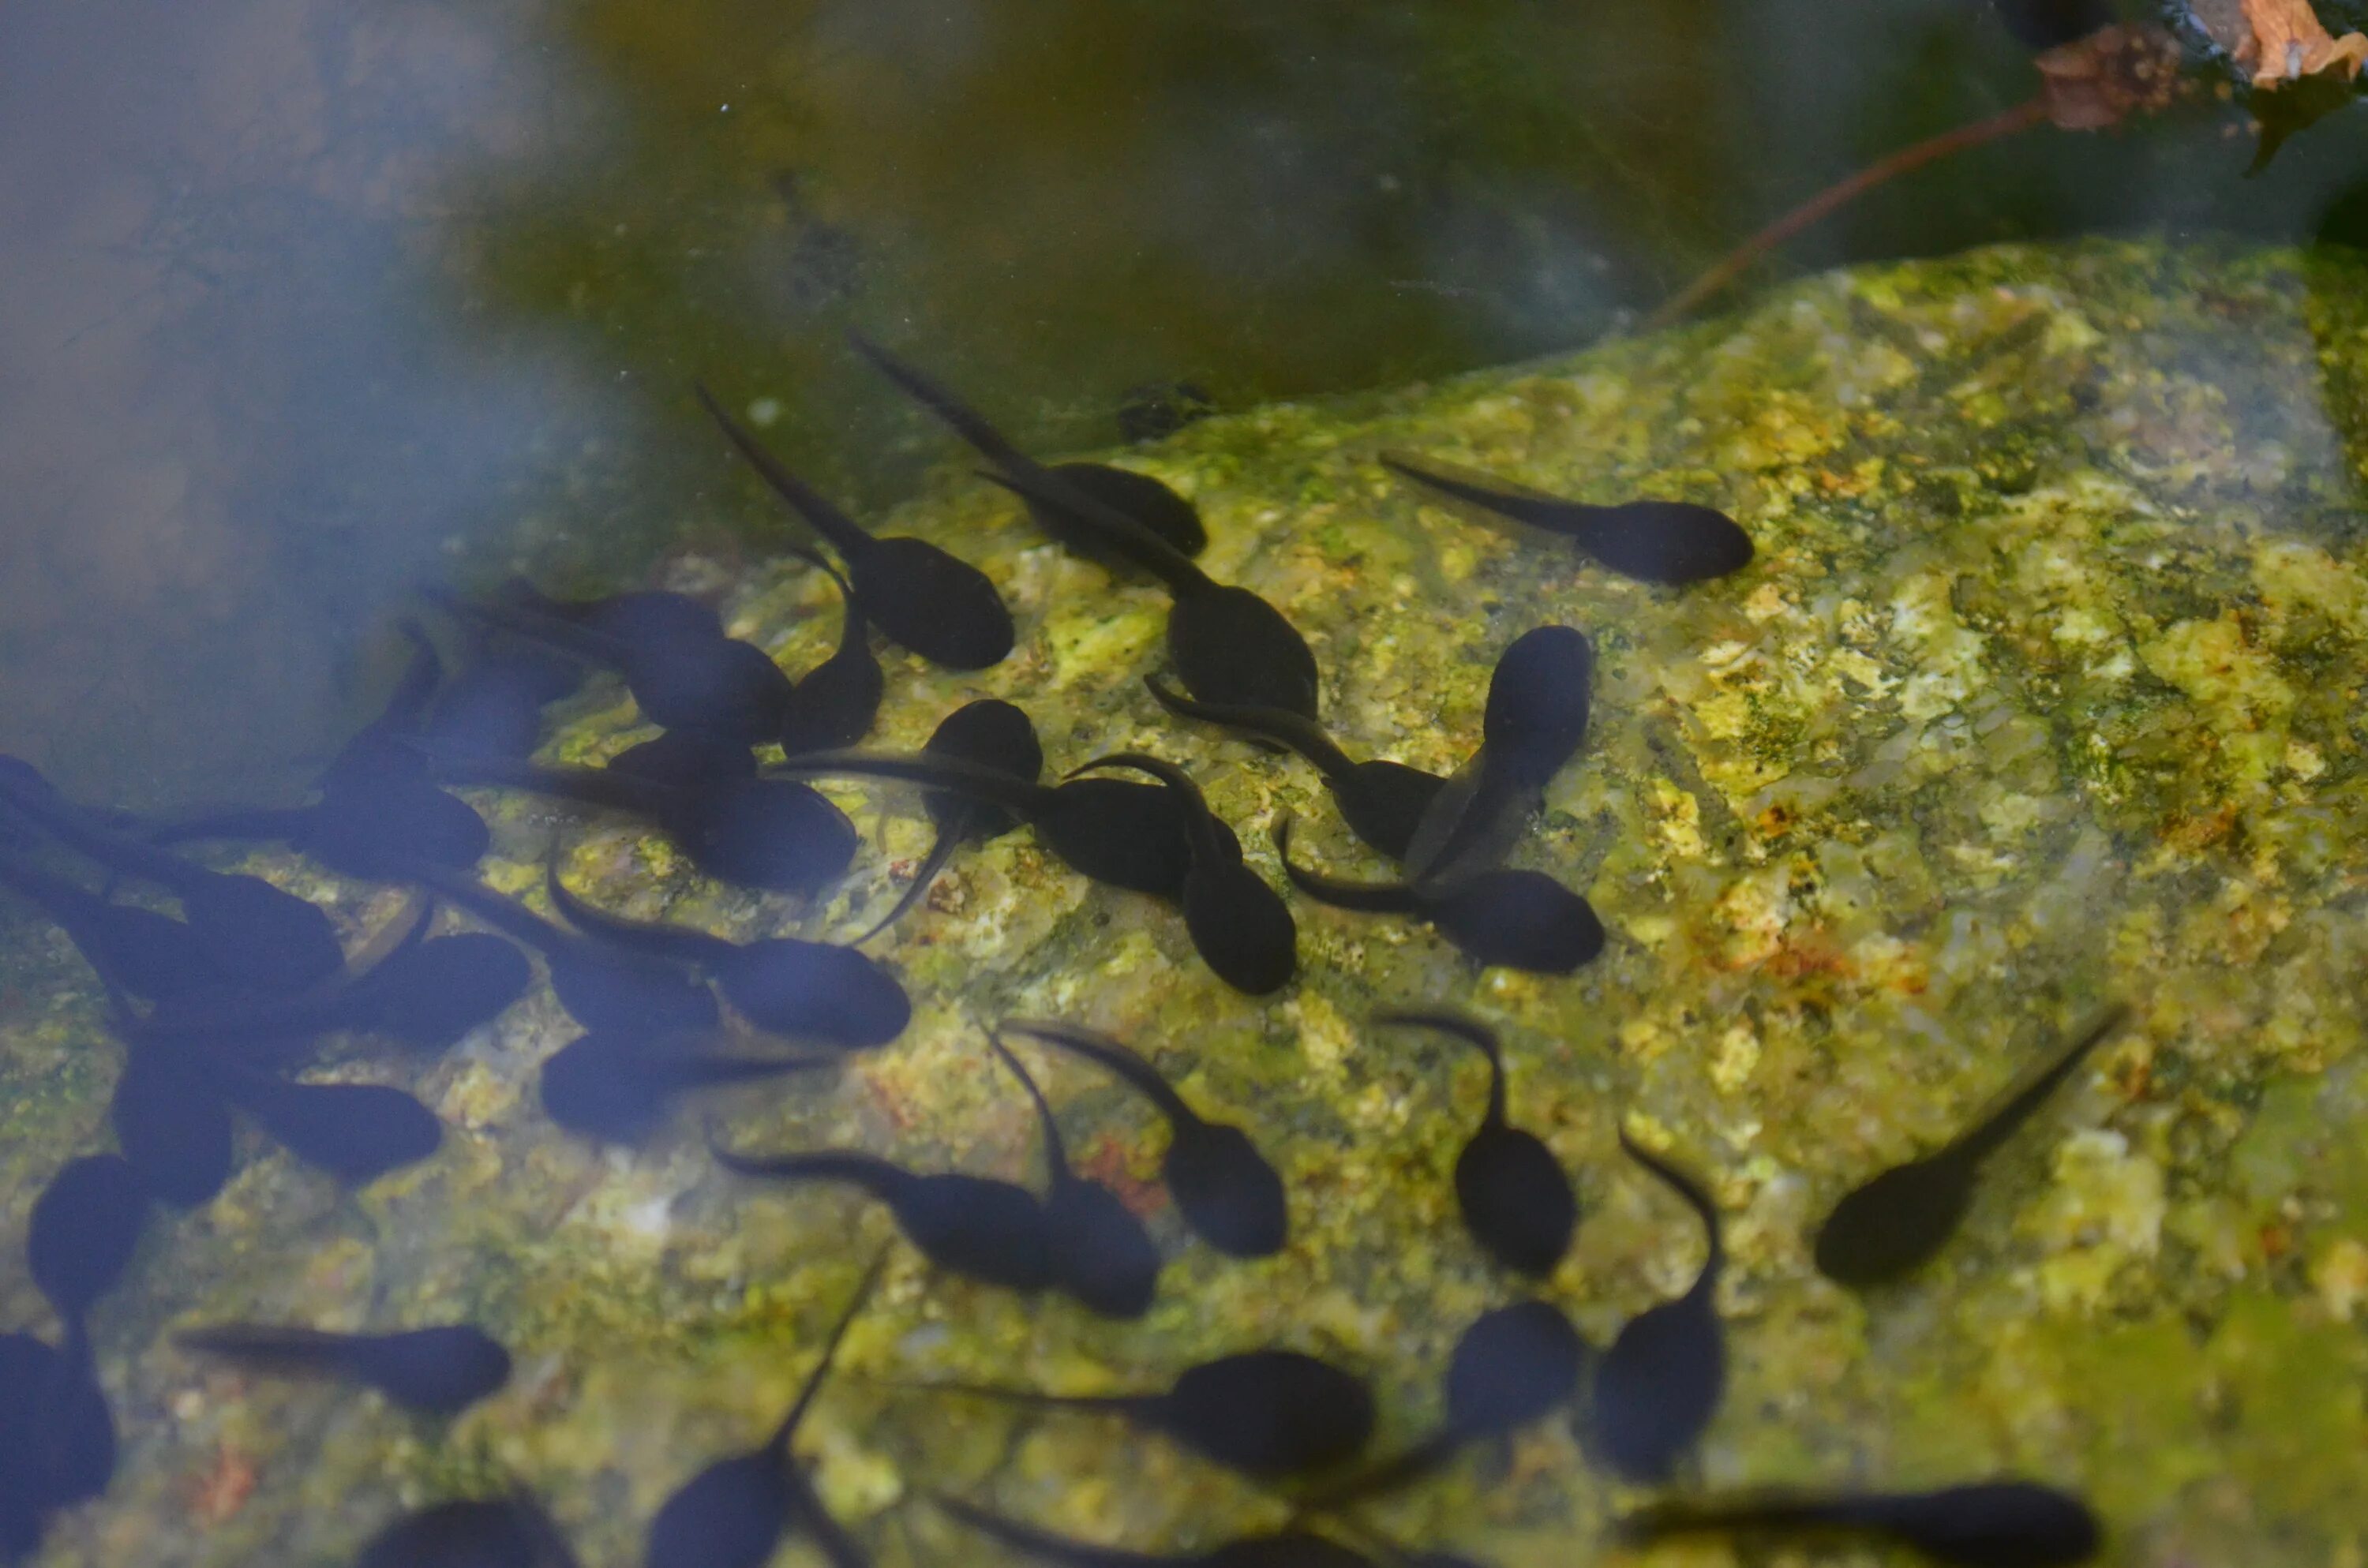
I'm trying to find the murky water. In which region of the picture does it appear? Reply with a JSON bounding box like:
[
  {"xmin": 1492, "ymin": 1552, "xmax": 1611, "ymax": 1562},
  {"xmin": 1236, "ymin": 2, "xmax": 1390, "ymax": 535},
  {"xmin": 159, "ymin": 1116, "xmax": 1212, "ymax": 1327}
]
[{"xmin": 5, "ymin": 3, "xmax": 2368, "ymax": 1566}]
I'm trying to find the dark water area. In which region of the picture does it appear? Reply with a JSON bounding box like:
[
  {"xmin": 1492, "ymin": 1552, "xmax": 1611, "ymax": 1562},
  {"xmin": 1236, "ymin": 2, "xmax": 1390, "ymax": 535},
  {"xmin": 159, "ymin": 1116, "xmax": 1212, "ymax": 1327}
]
[{"xmin": 3, "ymin": 0, "xmax": 2366, "ymax": 805}]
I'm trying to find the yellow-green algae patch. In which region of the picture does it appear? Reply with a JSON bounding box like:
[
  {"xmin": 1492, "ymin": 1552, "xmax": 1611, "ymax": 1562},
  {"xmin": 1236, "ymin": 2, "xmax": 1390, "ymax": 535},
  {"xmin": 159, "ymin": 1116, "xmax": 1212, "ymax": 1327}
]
[{"xmin": 6, "ymin": 238, "xmax": 2368, "ymax": 1565}]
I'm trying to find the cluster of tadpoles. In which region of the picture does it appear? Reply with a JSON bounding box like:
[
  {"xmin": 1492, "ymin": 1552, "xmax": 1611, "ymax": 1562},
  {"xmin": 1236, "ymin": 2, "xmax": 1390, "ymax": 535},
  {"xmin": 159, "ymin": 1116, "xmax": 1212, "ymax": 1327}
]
[{"xmin": 0, "ymin": 331, "xmax": 2119, "ymax": 1567}]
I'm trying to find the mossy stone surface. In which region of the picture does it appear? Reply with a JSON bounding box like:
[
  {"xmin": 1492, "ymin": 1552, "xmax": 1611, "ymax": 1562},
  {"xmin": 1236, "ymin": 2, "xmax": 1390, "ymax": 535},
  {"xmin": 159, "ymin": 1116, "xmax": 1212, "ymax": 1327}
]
[{"xmin": 5, "ymin": 236, "xmax": 2368, "ymax": 1565}]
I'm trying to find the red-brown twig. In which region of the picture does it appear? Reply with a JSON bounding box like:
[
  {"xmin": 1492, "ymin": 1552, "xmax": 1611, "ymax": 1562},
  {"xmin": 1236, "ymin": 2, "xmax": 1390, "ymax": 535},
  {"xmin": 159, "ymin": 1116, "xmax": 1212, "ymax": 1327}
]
[{"xmin": 1647, "ymin": 95, "xmax": 2053, "ymax": 330}]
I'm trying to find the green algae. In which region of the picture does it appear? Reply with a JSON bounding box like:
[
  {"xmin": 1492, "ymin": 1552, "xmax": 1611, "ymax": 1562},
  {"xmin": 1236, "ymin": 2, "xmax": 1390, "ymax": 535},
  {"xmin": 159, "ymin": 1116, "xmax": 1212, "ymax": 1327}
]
[{"xmin": 5, "ymin": 237, "xmax": 2368, "ymax": 1563}]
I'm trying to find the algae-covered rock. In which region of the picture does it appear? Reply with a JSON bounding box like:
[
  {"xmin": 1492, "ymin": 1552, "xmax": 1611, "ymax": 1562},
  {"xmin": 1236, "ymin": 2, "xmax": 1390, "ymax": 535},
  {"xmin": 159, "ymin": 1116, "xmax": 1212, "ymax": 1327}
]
[{"xmin": 6, "ymin": 236, "xmax": 2368, "ymax": 1566}]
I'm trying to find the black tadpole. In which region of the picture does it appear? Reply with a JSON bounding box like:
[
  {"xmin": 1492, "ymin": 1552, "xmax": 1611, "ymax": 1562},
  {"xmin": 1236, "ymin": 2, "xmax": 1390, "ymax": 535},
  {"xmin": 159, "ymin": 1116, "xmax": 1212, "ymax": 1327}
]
[
  {"xmin": 770, "ymin": 749, "xmax": 1204, "ymax": 900},
  {"xmin": 1583, "ymin": 1132, "xmax": 1726, "ymax": 1484},
  {"xmin": 1813, "ymin": 1003, "xmax": 2131, "ymax": 1289},
  {"xmin": 174, "ymin": 1323, "xmax": 511, "ymax": 1417},
  {"xmin": 1310, "ymin": 1297, "xmax": 1589, "ymax": 1508},
  {"xmin": 932, "ymin": 1493, "xmax": 1374, "ymax": 1568},
  {"xmin": 775, "ymin": 544, "xmax": 884, "ymax": 756},
  {"xmin": 407, "ymin": 865, "xmax": 722, "ymax": 1039},
  {"xmin": 539, "ymin": 1030, "xmax": 838, "ymax": 1146},
  {"xmin": 0, "ymin": 851, "xmax": 223, "ymax": 1004},
  {"xmin": 111, "ymin": 1047, "xmax": 235, "ymax": 1208},
  {"xmin": 999, "ymin": 1020, "xmax": 1287, "ymax": 1258},
  {"xmin": 27, "ymin": 1155, "xmax": 152, "ymax": 1334},
  {"xmin": 543, "ymin": 865, "xmax": 910, "ymax": 1050},
  {"xmin": 1618, "ymin": 1480, "xmax": 2103, "ymax": 1568},
  {"xmin": 710, "ymin": 1144, "xmax": 1054, "ymax": 1294},
  {"xmin": 1273, "ymin": 817, "xmax": 1604, "ymax": 975},
  {"xmin": 1145, "ymin": 676, "xmax": 1444, "ymax": 861},
  {"xmin": 425, "ymin": 755, "xmax": 856, "ymax": 896},
  {"xmin": 1383, "ymin": 453, "xmax": 1752, "ymax": 586},
  {"xmin": 852, "ymin": 699, "xmax": 1043, "ymax": 942},
  {"xmin": 644, "ymin": 1252, "xmax": 886, "ymax": 1568},
  {"xmin": 1070, "ymin": 753, "xmax": 1296, "ymax": 995},
  {"xmin": 844, "ymin": 331, "xmax": 1207, "ymax": 565},
  {"xmin": 980, "ymin": 463, "xmax": 1321, "ymax": 720},
  {"xmin": 0, "ymin": 1331, "xmax": 118, "ymax": 1556},
  {"xmin": 215, "ymin": 1065, "xmax": 444, "ymax": 1189},
  {"xmin": 903, "ymin": 1345, "xmax": 1372, "ymax": 1481},
  {"xmin": 696, "ymin": 382, "xmax": 1014, "ymax": 672},
  {"xmin": 0, "ymin": 760, "xmax": 343, "ymax": 994},
  {"xmin": 1371, "ymin": 1011, "xmax": 1576, "ymax": 1278},
  {"xmin": 990, "ymin": 1031, "xmax": 1162, "ymax": 1319},
  {"xmin": 356, "ymin": 1495, "xmax": 581, "ymax": 1568}
]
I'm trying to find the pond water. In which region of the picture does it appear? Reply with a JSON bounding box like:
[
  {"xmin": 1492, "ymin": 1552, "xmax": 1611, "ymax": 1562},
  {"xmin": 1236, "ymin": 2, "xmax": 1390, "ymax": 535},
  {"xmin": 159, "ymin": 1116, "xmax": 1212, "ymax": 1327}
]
[{"xmin": 3, "ymin": 2, "xmax": 2368, "ymax": 1566}]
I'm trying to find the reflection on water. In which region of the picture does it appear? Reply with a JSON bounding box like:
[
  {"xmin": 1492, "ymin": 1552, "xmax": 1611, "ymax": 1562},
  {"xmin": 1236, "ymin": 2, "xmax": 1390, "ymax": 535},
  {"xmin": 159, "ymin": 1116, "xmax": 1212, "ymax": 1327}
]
[{"xmin": 7, "ymin": 0, "xmax": 2367, "ymax": 803}]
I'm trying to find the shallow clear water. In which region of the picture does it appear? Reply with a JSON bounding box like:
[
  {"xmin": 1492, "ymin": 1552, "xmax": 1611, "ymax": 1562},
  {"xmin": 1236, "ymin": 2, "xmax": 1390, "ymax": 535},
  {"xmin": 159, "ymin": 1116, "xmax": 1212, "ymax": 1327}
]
[{"xmin": 5, "ymin": 4, "xmax": 2368, "ymax": 1566}]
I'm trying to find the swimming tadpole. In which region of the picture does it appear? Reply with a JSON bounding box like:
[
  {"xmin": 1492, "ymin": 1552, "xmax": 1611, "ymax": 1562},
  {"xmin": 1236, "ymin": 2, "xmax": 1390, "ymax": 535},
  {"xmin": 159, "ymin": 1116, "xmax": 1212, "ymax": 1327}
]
[
  {"xmin": 644, "ymin": 1252, "xmax": 887, "ymax": 1568},
  {"xmin": 174, "ymin": 1323, "xmax": 511, "ymax": 1418},
  {"xmin": 1581, "ymin": 1132, "xmax": 1727, "ymax": 1484},
  {"xmin": 0, "ymin": 851, "xmax": 223, "ymax": 1004},
  {"xmin": 845, "ymin": 331, "xmax": 1208, "ymax": 565},
  {"xmin": 696, "ymin": 383, "xmax": 1014, "ymax": 672},
  {"xmin": 708, "ymin": 1142, "xmax": 1054, "ymax": 1295},
  {"xmin": 1068, "ymin": 753, "xmax": 1297, "ymax": 995},
  {"xmin": 1382, "ymin": 453, "xmax": 1751, "ymax": 586},
  {"xmin": 851, "ymin": 699, "xmax": 1043, "ymax": 943},
  {"xmin": 354, "ymin": 1495, "xmax": 581, "ymax": 1568},
  {"xmin": 1369, "ymin": 1010, "xmax": 1576, "ymax": 1278},
  {"xmin": 1145, "ymin": 676, "xmax": 1444, "ymax": 862},
  {"xmin": 1812, "ymin": 1002, "xmax": 2132, "ymax": 1289},
  {"xmin": 899, "ymin": 1345, "xmax": 1373, "ymax": 1481},
  {"xmin": 989, "ymin": 1030, "xmax": 1162, "ymax": 1320},
  {"xmin": 1273, "ymin": 816, "xmax": 1603, "ymax": 975},
  {"xmin": 1617, "ymin": 1479, "xmax": 2103, "ymax": 1568},
  {"xmin": 543, "ymin": 865, "xmax": 909, "ymax": 1051},
  {"xmin": 26, "ymin": 1155, "xmax": 152, "ymax": 1337},
  {"xmin": 539, "ymin": 1030, "xmax": 838, "ymax": 1147},
  {"xmin": 998, "ymin": 1020, "xmax": 1287, "ymax": 1259}
]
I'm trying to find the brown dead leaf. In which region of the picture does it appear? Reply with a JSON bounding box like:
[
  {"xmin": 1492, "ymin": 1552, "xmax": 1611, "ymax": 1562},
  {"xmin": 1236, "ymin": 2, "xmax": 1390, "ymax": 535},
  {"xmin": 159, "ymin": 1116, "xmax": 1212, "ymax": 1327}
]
[{"xmin": 2212, "ymin": 0, "xmax": 2368, "ymax": 88}]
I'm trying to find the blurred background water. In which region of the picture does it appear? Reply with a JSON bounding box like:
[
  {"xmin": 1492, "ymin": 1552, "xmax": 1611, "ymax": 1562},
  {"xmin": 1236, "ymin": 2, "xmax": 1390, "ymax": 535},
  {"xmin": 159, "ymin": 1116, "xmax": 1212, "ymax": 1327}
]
[{"xmin": 3, "ymin": 0, "xmax": 2366, "ymax": 807}]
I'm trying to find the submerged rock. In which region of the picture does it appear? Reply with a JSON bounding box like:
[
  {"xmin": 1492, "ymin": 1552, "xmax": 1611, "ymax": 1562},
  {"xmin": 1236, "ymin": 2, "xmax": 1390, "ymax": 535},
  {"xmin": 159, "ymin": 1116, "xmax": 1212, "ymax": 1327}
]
[{"xmin": 4, "ymin": 238, "xmax": 2368, "ymax": 1565}]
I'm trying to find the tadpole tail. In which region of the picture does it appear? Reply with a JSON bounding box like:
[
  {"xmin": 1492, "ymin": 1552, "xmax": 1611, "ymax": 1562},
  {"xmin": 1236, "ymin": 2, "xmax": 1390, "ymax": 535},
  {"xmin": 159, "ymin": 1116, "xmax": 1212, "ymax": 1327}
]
[
  {"xmin": 1380, "ymin": 453, "xmax": 1586, "ymax": 536},
  {"xmin": 766, "ymin": 1248, "xmax": 891, "ymax": 1457},
  {"xmin": 694, "ymin": 381, "xmax": 871, "ymax": 559},
  {"xmin": 174, "ymin": 1324, "xmax": 354, "ymax": 1372},
  {"xmin": 850, "ymin": 826, "xmax": 960, "ymax": 945},
  {"xmin": 1950, "ymin": 1001, "xmax": 2132, "ymax": 1168},
  {"xmin": 1301, "ymin": 1427, "xmax": 1461, "ymax": 1510},
  {"xmin": 1372, "ymin": 1008, "xmax": 1508, "ymax": 1127},
  {"xmin": 995, "ymin": 1018, "xmax": 1197, "ymax": 1129},
  {"xmin": 987, "ymin": 1029, "xmax": 1072, "ymax": 1186},
  {"xmin": 541, "ymin": 859, "xmax": 721, "ymax": 966},
  {"xmin": 975, "ymin": 467, "xmax": 1208, "ymax": 596},
  {"xmin": 706, "ymin": 1143, "xmax": 901, "ymax": 1200},
  {"xmin": 1271, "ymin": 816, "xmax": 1420, "ymax": 915},
  {"xmin": 1143, "ymin": 675, "xmax": 1356, "ymax": 780},
  {"xmin": 844, "ymin": 330, "xmax": 1029, "ymax": 468},
  {"xmin": 766, "ymin": 750, "xmax": 1051, "ymax": 816},
  {"xmin": 1618, "ymin": 1130, "xmax": 1723, "ymax": 1283}
]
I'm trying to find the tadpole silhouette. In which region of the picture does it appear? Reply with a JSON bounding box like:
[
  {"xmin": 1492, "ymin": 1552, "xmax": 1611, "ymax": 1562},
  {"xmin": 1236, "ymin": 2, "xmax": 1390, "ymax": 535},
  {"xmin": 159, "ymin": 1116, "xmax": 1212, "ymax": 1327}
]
[
  {"xmin": 27, "ymin": 1155, "xmax": 151, "ymax": 1333},
  {"xmin": 1582, "ymin": 1132, "xmax": 1725, "ymax": 1484},
  {"xmin": 406, "ymin": 866, "xmax": 721, "ymax": 1038},
  {"xmin": 697, "ymin": 382, "xmax": 1014, "ymax": 671},
  {"xmin": 111, "ymin": 1047, "xmax": 235, "ymax": 1208},
  {"xmin": 1070, "ymin": 754, "xmax": 1296, "ymax": 994},
  {"xmin": 776, "ymin": 544, "xmax": 885, "ymax": 756},
  {"xmin": 990, "ymin": 1031, "xmax": 1161, "ymax": 1319},
  {"xmin": 1274, "ymin": 817, "xmax": 1603, "ymax": 975},
  {"xmin": 355, "ymin": 1495, "xmax": 581, "ymax": 1568},
  {"xmin": 644, "ymin": 1253, "xmax": 886, "ymax": 1568},
  {"xmin": 0, "ymin": 761, "xmax": 341, "ymax": 993},
  {"xmin": 770, "ymin": 750, "xmax": 1206, "ymax": 900},
  {"xmin": 1383, "ymin": 453, "xmax": 1752, "ymax": 586},
  {"xmin": 903, "ymin": 1345, "xmax": 1372, "ymax": 1480},
  {"xmin": 0, "ymin": 1331, "xmax": 118, "ymax": 1556},
  {"xmin": 845, "ymin": 331, "xmax": 1208, "ymax": 565},
  {"xmin": 1371, "ymin": 1011, "xmax": 1576, "ymax": 1278},
  {"xmin": 174, "ymin": 1323, "xmax": 511, "ymax": 1417},
  {"xmin": 1813, "ymin": 1003, "xmax": 2130, "ymax": 1288},
  {"xmin": 852, "ymin": 699, "xmax": 1043, "ymax": 942},
  {"xmin": 1145, "ymin": 676, "xmax": 1444, "ymax": 860},
  {"xmin": 539, "ymin": 1031, "xmax": 837, "ymax": 1146},
  {"xmin": 933, "ymin": 1494, "xmax": 1374, "ymax": 1568},
  {"xmin": 544, "ymin": 866, "xmax": 910, "ymax": 1050},
  {"xmin": 710, "ymin": 1143, "xmax": 1054, "ymax": 1294},
  {"xmin": 1618, "ymin": 1480, "xmax": 2103, "ymax": 1568},
  {"xmin": 424, "ymin": 756, "xmax": 856, "ymax": 895},
  {"xmin": 1000, "ymin": 1020, "xmax": 1287, "ymax": 1258},
  {"xmin": 214, "ymin": 1067, "xmax": 444, "ymax": 1189},
  {"xmin": 1399, "ymin": 624, "xmax": 1594, "ymax": 889},
  {"xmin": 0, "ymin": 851, "xmax": 222, "ymax": 1003}
]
